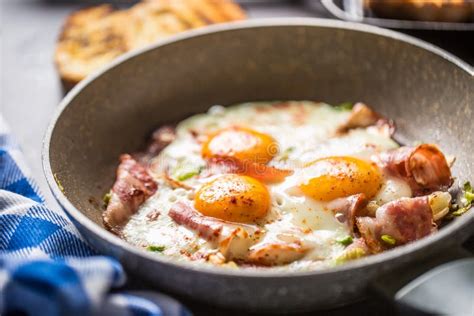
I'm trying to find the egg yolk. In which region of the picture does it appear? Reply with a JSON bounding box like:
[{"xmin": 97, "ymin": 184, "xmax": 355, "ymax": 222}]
[
  {"xmin": 202, "ymin": 127, "xmax": 277, "ymax": 164},
  {"xmin": 195, "ymin": 174, "xmax": 270, "ymax": 223},
  {"xmin": 300, "ymin": 157, "xmax": 382, "ymax": 202}
]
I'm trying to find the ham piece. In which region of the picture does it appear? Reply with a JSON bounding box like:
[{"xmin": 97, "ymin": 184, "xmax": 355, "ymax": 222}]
[
  {"xmin": 169, "ymin": 202, "xmax": 262, "ymax": 260},
  {"xmin": 103, "ymin": 154, "xmax": 157, "ymax": 231},
  {"xmin": 328, "ymin": 193, "xmax": 368, "ymax": 233},
  {"xmin": 356, "ymin": 196, "xmax": 434, "ymax": 253},
  {"xmin": 146, "ymin": 125, "xmax": 176, "ymax": 156},
  {"xmin": 376, "ymin": 144, "xmax": 452, "ymax": 196},
  {"xmin": 168, "ymin": 202, "xmax": 224, "ymax": 241},
  {"xmin": 336, "ymin": 102, "xmax": 394, "ymax": 136}
]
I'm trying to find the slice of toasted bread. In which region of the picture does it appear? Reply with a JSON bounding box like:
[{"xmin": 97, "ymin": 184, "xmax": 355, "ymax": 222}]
[
  {"xmin": 55, "ymin": 5, "xmax": 129, "ymax": 89},
  {"xmin": 55, "ymin": 0, "xmax": 246, "ymax": 90},
  {"xmin": 167, "ymin": 1, "xmax": 208, "ymax": 28},
  {"xmin": 123, "ymin": 1, "xmax": 188, "ymax": 49}
]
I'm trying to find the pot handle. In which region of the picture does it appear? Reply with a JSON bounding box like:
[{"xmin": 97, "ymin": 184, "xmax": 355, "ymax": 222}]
[{"xmin": 371, "ymin": 246, "xmax": 474, "ymax": 315}]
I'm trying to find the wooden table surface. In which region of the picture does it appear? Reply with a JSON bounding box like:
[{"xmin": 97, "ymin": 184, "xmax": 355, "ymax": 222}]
[{"xmin": 2, "ymin": 1, "xmax": 473, "ymax": 315}]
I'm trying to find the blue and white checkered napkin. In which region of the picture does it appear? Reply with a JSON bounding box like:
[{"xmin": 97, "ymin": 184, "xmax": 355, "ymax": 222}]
[{"xmin": 0, "ymin": 116, "xmax": 190, "ymax": 316}]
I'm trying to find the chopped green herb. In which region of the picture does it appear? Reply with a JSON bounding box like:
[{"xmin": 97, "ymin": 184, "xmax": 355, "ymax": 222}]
[
  {"xmin": 465, "ymin": 192, "xmax": 474, "ymax": 203},
  {"xmin": 147, "ymin": 245, "xmax": 166, "ymax": 252},
  {"xmin": 464, "ymin": 181, "xmax": 472, "ymax": 192},
  {"xmin": 279, "ymin": 146, "xmax": 295, "ymax": 161},
  {"xmin": 463, "ymin": 181, "xmax": 474, "ymax": 204},
  {"xmin": 451, "ymin": 207, "xmax": 470, "ymax": 217},
  {"xmin": 333, "ymin": 102, "xmax": 353, "ymax": 111},
  {"xmin": 448, "ymin": 181, "xmax": 474, "ymax": 218},
  {"xmin": 176, "ymin": 170, "xmax": 199, "ymax": 181},
  {"xmin": 53, "ymin": 173, "xmax": 65, "ymax": 192},
  {"xmin": 173, "ymin": 165, "xmax": 204, "ymax": 181},
  {"xmin": 381, "ymin": 234, "xmax": 396, "ymax": 246},
  {"xmin": 103, "ymin": 192, "xmax": 112, "ymax": 207},
  {"xmin": 336, "ymin": 236, "xmax": 353, "ymax": 246},
  {"xmin": 334, "ymin": 247, "xmax": 366, "ymax": 265},
  {"xmin": 285, "ymin": 146, "xmax": 295, "ymax": 154}
]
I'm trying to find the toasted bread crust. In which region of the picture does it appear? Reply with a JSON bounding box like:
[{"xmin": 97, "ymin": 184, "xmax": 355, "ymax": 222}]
[{"xmin": 55, "ymin": 0, "xmax": 246, "ymax": 90}]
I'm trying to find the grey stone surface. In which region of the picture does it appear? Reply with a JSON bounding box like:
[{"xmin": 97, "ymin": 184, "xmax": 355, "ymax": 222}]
[{"xmin": 2, "ymin": 1, "xmax": 474, "ymax": 315}]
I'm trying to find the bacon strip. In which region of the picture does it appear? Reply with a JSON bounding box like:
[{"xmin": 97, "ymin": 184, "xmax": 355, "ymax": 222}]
[
  {"xmin": 103, "ymin": 154, "xmax": 157, "ymax": 232},
  {"xmin": 328, "ymin": 193, "xmax": 368, "ymax": 233},
  {"xmin": 336, "ymin": 103, "xmax": 394, "ymax": 135},
  {"xmin": 356, "ymin": 196, "xmax": 434, "ymax": 253},
  {"xmin": 207, "ymin": 156, "xmax": 293, "ymax": 183},
  {"xmin": 376, "ymin": 144, "xmax": 453, "ymax": 196},
  {"xmin": 247, "ymin": 242, "xmax": 308, "ymax": 266},
  {"xmin": 172, "ymin": 201, "xmax": 310, "ymax": 265},
  {"xmin": 169, "ymin": 202, "xmax": 262, "ymax": 260},
  {"xmin": 168, "ymin": 202, "xmax": 223, "ymax": 240},
  {"xmin": 147, "ymin": 125, "xmax": 176, "ymax": 156},
  {"xmin": 136, "ymin": 125, "xmax": 176, "ymax": 164}
]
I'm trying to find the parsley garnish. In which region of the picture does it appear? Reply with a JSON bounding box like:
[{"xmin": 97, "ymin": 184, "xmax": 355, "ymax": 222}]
[
  {"xmin": 279, "ymin": 146, "xmax": 295, "ymax": 161},
  {"xmin": 53, "ymin": 173, "xmax": 65, "ymax": 192},
  {"xmin": 103, "ymin": 192, "xmax": 112, "ymax": 207},
  {"xmin": 333, "ymin": 102, "xmax": 353, "ymax": 111},
  {"xmin": 336, "ymin": 236, "xmax": 353, "ymax": 246},
  {"xmin": 381, "ymin": 234, "xmax": 396, "ymax": 245},
  {"xmin": 147, "ymin": 245, "xmax": 166, "ymax": 252},
  {"xmin": 173, "ymin": 165, "xmax": 204, "ymax": 181},
  {"xmin": 334, "ymin": 247, "xmax": 365, "ymax": 265},
  {"xmin": 463, "ymin": 182, "xmax": 474, "ymax": 204},
  {"xmin": 177, "ymin": 170, "xmax": 200, "ymax": 181},
  {"xmin": 450, "ymin": 181, "xmax": 474, "ymax": 217}
]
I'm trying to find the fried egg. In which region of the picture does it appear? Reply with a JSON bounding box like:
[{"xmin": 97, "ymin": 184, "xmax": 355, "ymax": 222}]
[
  {"xmin": 195, "ymin": 174, "xmax": 270, "ymax": 223},
  {"xmin": 121, "ymin": 101, "xmax": 413, "ymax": 270}
]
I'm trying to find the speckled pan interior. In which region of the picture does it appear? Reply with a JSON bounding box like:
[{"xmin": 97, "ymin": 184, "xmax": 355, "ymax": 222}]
[{"xmin": 44, "ymin": 19, "xmax": 474, "ymax": 312}]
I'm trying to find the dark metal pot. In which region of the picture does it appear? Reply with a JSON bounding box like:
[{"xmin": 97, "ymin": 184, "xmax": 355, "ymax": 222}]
[{"xmin": 43, "ymin": 19, "xmax": 474, "ymax": 313}]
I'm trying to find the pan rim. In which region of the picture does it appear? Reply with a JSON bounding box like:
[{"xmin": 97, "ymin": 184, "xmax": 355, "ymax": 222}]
[{"xmin": 43, "ymin": 18, "xmax": 474, "ymax": 279}]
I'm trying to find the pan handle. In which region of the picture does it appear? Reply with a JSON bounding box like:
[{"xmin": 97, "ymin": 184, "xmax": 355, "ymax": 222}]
[
  {"xmin": 371, "ymin": 246, "xmax": 474, "ymax": 315},
  {"xmin": 320, "ymin": 0, "xmax": 364, "ymax": 22}
]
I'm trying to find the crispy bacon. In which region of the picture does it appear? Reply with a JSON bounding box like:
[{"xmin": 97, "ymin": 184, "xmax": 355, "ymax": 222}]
[
  {"xmin": 328, "ymin": 193, "xmax": 368, "ymax": 233},
  {"xmin": 336, "ymin": 103, "xmax": 394, "ymax": 135},
  {"xmin": 247, "ymin": 242, "xmax": 308, "ymax": 266},
  {"xmin": 169, "ymin": 202, "xmax": 262, "ymax": 260},
  {"xmin": 168, "ymin": 202, "xmax": 223, "ymax": 240},
  {"xmin": 103, "ymin": 154, "xmax": 157, "ymax": 231},
  {"xmin": 376, "ymin": 144, "xmax": 453, "ymax": 196},
  {"xmin": 207, "ymin": 156, "xmax": 293, "ymax": 183},
  {"xmin": 136, "ymin": 125, "xmax": 176, "ymax": 164},
  {"xmin": 219, "ymin": 227, "xmax": 262, "ymax": 260},
  {"xmin": 356, "ymin": 196, "xmax": 434, "ymax": 253},
  {"xmin": 147, "ymin": 125, "xmax": 176, "ymax": 156}
]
